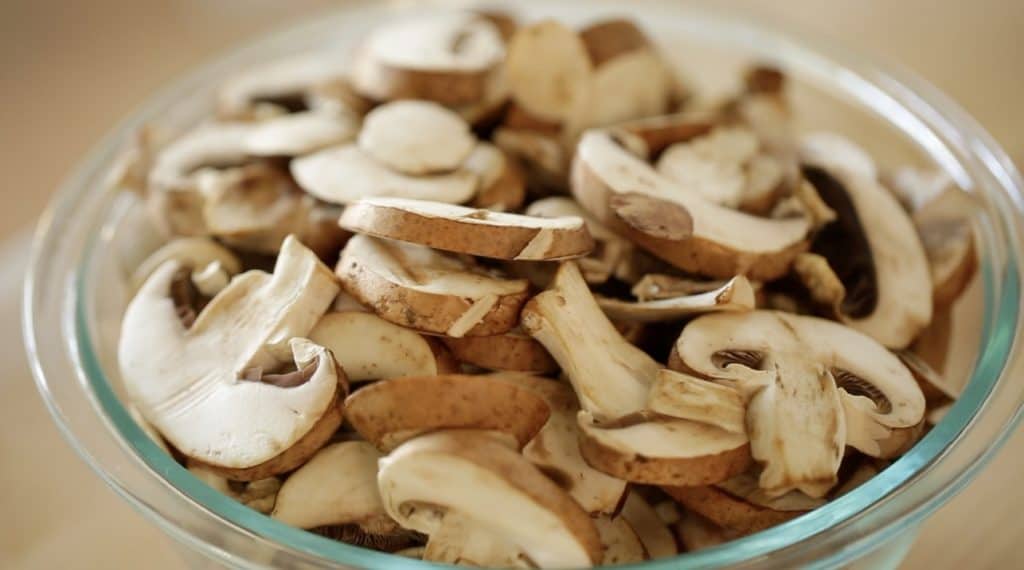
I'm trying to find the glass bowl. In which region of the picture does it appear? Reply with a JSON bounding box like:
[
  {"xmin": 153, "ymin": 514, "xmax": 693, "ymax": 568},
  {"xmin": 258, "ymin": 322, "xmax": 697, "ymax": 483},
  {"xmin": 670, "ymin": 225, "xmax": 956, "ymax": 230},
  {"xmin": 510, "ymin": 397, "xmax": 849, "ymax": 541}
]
[{"xmin": 23, "ymin": 1, "xmax": 1024, "ymax": 568}]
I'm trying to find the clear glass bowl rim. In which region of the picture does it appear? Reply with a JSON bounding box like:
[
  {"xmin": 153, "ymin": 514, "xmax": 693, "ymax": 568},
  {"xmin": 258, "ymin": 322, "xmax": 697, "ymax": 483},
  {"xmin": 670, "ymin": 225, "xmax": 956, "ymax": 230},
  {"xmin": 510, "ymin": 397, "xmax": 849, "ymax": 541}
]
[{"xmin": 22, "ymin": 1, "xmax": 1024, "ymax": 568}]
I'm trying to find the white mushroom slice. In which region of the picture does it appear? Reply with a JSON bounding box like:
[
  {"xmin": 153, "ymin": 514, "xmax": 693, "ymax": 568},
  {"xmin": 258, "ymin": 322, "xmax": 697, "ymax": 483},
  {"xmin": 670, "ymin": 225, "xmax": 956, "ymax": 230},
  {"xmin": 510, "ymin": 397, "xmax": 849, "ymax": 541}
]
[
  {"xmin": 620, "ymin": 492, "xmax": 678, "ymax": 559},
  {"xmin": 493, "ymin": 128, "xmax": 569, "ymax": 192},
  {"xmin": 799, "ymin": 132, "xmax": 878, "ymax": 180},
  {"xmin": 188, "ymin": 464, "xmax": 281, "ymax": 514},
  {"xmin": 647, "ymin": 370, "xmax": 746, "ymax": 435},
  {"xmin": 800, "ymin": 160, "xmax": 933, "ymax": 348},
  {"xmin": 290, "ymin": 144, "xmax": 478, "ymax": 206},
  {"xmin": 423, "ymin": 513, "xmax": 532, "ymax": 568},
  {"xmin": 337, "ymin": 235, "xmax": 529, "ymax": 336},
  {"xmin": 506, "ymin": 20, "xmax": 593, "ymax": 123},
  {"xmin": 526, "ymin": 196, "xmax": 632, "ymax": 284},
  {"xmin": 308, "ymin": 312, "xmax": 458, "ymax": 382},
  {"xmin": 594, "ymin": 515, "xmax": 646, "ymax": 565},
  {"xmin": 441, "ymin": 329, "xmax": 558, "ymax": 374},
  {"xmin": 358, "ymin": 101, "xmax": 476, "ymax": 175},
  {"xmin": 573, "ymin": 130, "xmax": 810, "ymax": 280},
  {"xmin": 217, "ymin": 52, "xmax": 349, "ymax": 119},
  {"xmin": 148, "ymin": 123, "xmax": 251, "ymax": 193},
  {"xmin": 502, "ymin": 374, "xmax": 628, "ymax": 515},
  {"xmin": 581, "ymin": 22, "xmax": 672, "ymax": 128},
  {"xmin": 596, "ymin": 276, "xmax": 755, "ymax": 322},
  {"xmin": 464, "ymin": 143, "xmax": 527, "ymax": 211},
  {"xmin": 131, "ymin": 237, "xmax": 241, "ymax": 291},
  {"xmin": 378, "ymin": 430, "xmax": 604, "ymax": 568},
  {"xmin": 339, "ymin": 197, "xmax": 594, "ymax": 261},
  {"xmin": 912, "ymin": 184, "xmax": 977, "ymax": 307},
  {"xmin": 344, "ymin": 374, "xmax": 550, "ymax": 451},
  {"xmin": 675, "ymin": 311, "xmax": 926, "ymax": 497},
  {"xmin": 245, "ymin": 111, "xmax": 358, "ymax": 157},
  {"xmin": 191, "ymin": 261, "xmax": 231, "ymax": 298},
  {"xmin": 271, "ymin": 441, "xmax": 397, "ymax": 535},
  {"xmin": 119, "ymin": 237, "xmax": 343, "ymax": 479},
  {"xmin": 351, "ymin": 14, "xmax": 505, "ymax": 106}
]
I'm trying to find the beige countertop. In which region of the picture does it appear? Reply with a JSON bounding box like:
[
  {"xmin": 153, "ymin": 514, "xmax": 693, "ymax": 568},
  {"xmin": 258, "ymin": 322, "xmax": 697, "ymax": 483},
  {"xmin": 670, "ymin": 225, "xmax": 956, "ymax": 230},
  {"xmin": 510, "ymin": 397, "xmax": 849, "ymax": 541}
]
[{"xmin": 1, "ymin": 1, "xmax": 1021, "ymax": 568}]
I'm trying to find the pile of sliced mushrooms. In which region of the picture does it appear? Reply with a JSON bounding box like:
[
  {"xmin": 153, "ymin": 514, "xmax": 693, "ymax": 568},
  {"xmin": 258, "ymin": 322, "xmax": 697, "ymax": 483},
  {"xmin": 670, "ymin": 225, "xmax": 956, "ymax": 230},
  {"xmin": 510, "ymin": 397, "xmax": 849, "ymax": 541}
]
[{"xmin": 116, "ymin": 11, "xmax": 975, "ymax": 567}]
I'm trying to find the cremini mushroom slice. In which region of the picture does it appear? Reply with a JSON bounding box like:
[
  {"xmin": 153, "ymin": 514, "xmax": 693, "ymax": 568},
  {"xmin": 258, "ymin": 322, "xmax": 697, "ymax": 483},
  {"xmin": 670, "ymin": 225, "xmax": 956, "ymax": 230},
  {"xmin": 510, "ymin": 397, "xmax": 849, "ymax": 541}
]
[
  {"xmin": 573, "ymin": 129, "xmax": 811, "ymax": 280},
  {"xmin": 337, "ymin": 234, "xmax": 529, "ymax": 336},
  {"xmin": 351, "ymin": 13, "xmax": 505, "ymax": 106},
  {"xmin": 308, "ymin": 312, "xmax": 458, "ymax": 381},
  {"xmin": 216, "ymin": 52, "xmax": 349, "ymax": 120},
  {"xmin": 188, "ymin": 464, "xmax": 281, "ymax": 514},
  {"xmin": 646, "ymin": 369, "xmax": 746, "ymax": 435},
  {"xmin": 506, "ymin": 20, "xmax": 593, "ymax": 124},
  {"xmin": 620, "ymin": 492, "xmax": 678, "ymax": 559},
  {"xmin": 674, "ymin": 310, "xmax": 926, "ymax": 497},
  {"xmin": 290, "ymin": 144, "xmax": 478, "ymax": 206},
  {"xmin": 441, "ymin": 329, "xmax": 558, "ymax": 374},
  {"xmin": 464, "ymin": 142, "xmax": 527, "ymax": 211},
  {"xmin": 526, "ymin": 196, "xmax": 632, "ymax": 285},
  {"xmin": 596, "ymin": 276, "xmax": 756, "ymax": 322},
  {"xmin": 378, "ymin": 430, "xmax": 604, "ymax": 568},
  {"xmin": 799, "ymin": 156, "xmax": 933, "ymax": 348},
  {"xmin": 344, "ymin": 374, "xmax": 550, "ymax": 451},
  {"xmin": 119, "ymin": 237, "xmax": 343, "ymax": 480},
  {"xmin": 130, "ymin": 237, "xmax": 242, "ymax": 291},
  {"xmin": 339, "ymin": 197, "xmax": 595, "ymax": 261},
  {"xmin": 612, "ymin": 110, "xmax": 716, "ymax": 158},
  {"xmin": 358, "ymin": 101, "xmax": 477, "ymax": 175},
  {"xmin": 493, "ymin": 127, "xmax": 570, "ymax": 192},
  {"xmin": 594, "ymin": 515, "xmax": 646, "ymax": 565},
  {"xmin": 423, "ymin": 513, "xmax": 533, "ymax": 568}
]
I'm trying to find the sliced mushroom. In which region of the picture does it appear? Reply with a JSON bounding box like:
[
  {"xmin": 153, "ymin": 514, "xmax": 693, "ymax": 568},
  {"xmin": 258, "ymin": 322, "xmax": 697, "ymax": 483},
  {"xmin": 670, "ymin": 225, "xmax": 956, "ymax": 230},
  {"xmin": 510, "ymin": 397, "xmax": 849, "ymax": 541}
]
[
  {"xmin": 799, "ymin": 132, "xmax": 878, "ymax": 180},
  {"xmin": 620, "ymin": 492, "xmax": 678, "ymax": 559},
  {"xmin": 344, "ymin": 374, "xmax": 550, "ymax": 451},
  {"xmin": 631, "ymin": 274, "xmax": 730, "ymax": 302},
  {"xmin": 505, "ymin": 20, "xmax": 593, "ymax": 124},
  {"xmin": 336, "ymin": 234, "xmax": 529, "ymax": 336},
  {"xmin": 910, "ymin": 182, "xmax": 977, "ymax": 307},
  {"xmin": 493, "ymin": 127, "xmax": 570, "ymax": 192},
  {"xmin": 594, "ymin": 515, "xmax": 646, "ymax": 565},
  {"xmin": 216, "ymin": 52, "xmax": 349, "ymax": 120},
  {"xmin": 290, "ymin": 144, "xmax": 478, "ymax": 206},
  {"xmin": 357, "ymin": 101, "xmax": 476, "ymax": 175},
  {"xmin": 831, "ymin": 459, "xmax": 883, "ymax": 497},
  {"xmin": 464, "ymin": 143, "xmax": 527, "ymax": 211},
  {"xmin": 442, "ymin": 329, "xmax": 558, "ymax": 374},
  {"xmin": 596, "ymin": 276, "xmax": 756, "ymax": 322},
  {"xmin": 676, "ymin": 511, "xmax": 742, "ymax": 552},
  {"xmin": 243, "ymin": 110, "xmax": 359, "ymax": 157},
  {"xmin": 573, "ymin": 130, "xmax": 811, "ymax": 280},
  {"xmin": 308, "ymin": 312, "xmax": 458, "ymax": 381},
  {"xmin": 377, "ymin": 430, "xmax": 604, "ymax": 568},
  {"xmin": 128, "ymin": 404, "xmax": 170, "ymax": 454},
  {"xmin": 897, "ymin": 349, "xmax": 959, "ymax": 404},
  {"xmin": 526, "ymin": 196, "xmax": 632, "ymax": 285},
  {"xmin": 190, "ymin": 261, "xmax": 231, "ymax": 297},
  {"xmin": 339, "ymin": 197, "xmax": 595, "ymax": 261},
  {"xmin": 188, "ymin": 464, "xmax": 280, "ymax": 514},
  {"xmin": 119, "ymin": 237, "xmax": 343, "ymax": 479},
  {"xmin": 612, "ymin": 111, "xmax": 716, "ymax": 158},
  {"xmin": 647, "ymin": 369, "xmax": 746, "ymax": 435},
  {"xmin": 674, "ymin": 310, "xmax": 926, "ymax": 497},
  {"xmin": 130, "ymin": 237, "xmax": 242, "ymax": 291},
  {"xmin": 423, "ymin": 513, "xmax": 532, "ymax": 568},
  {"xmin": 351, "ymin": 13, "xmax": 505, "ymax": 106}
]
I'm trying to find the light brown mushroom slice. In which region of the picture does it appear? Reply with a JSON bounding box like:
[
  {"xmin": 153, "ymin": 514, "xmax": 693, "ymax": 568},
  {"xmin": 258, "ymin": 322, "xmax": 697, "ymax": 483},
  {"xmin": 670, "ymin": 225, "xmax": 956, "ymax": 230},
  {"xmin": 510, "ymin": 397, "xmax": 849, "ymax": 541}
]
[
  {"xmin": 663, "ymin": 482, "xmax": 811, "ymax": 535},
  {"xmin": 131, "ymin": 237, "xmax": 242, "ymax": 291},
  {"xmin": 306, "ymin": 77, "xmax": 375, "ymax": 118},
  {"xmin": 423, "ymin": 513, "xmax": 533, "ymax": 568},
  {"xmin": 394, "ymin": 546, "xmax": 428, "ymax": 560},
  {"xmin": 676, "ymin": 511, "xmax": 742, "ymax": 552},
  {"xmin": 463, "ymin": 142, "xmax": 527, "ymax": 211},
  {"xmin": 620, "ymin": 492, "xmax": 678, "ymax": 559},
  {"xmin": 612, "ymin": 110, "xmax": 717, "ymax": 158},
  {"xmin": 188, "ymin": 464, "xmax": 281, "ymax": 514},
  {"xmin": 119, "ymin": 237, "xmax": 343, "ymax": 480},
  {"xmin": 351, "ymin": 13, "xmax": 505, "ymax": 106},
  {"xmin": 573, "ymin": 129, "xmax": 811, "ymax": 280},
  {"xmin": 526, "ymin": 196, "xmax": 632, "ymax": 284},
  {"xmin": 344, "ymin": 374, "xmax": 550, "ymax": 451},
  {"xmin": 308, "ymin": 312, "xmax": 458, "ymax": 382},
  {"xmin": 216, "ymin": 52, "xmax": 349, "ymax": 120},
  {"xmin": 493, "ymin": 127, "xmax": 570, "ymax": 192},
  {"xmin": 675, "ymin": 310, "xmax": 926, "ymax": 497},
  {"xmin": 377, "ymin": 430, "xmax": 604, "ymax": 568},
  {"xmin": 290, "ymin": 144, "xmax": 478, "ymax": 206},
  {"xmin": 586, "ymin": 49, "xmax": 673, "ymax": 130},
  {"xmin": 442, "ymin": 329, "xmax": 557, "ymax": 374},
  {"xmin": 336, "ymin": 234, "xmax": 529, "ymax": 336},
  {"xmin": 911, "ymin": 184, "xmax": 977, "ymax": 307},
  {"xmin": 358, "ymin": 101, "xmax": 476, "ymax": 175},
  {"xmin": 506, "ymin": 20, "xmax": 593, "ymax": 123},
  {"xmin": 596, "ymin": 276, "xmax": 756, "ymax": 322},
  {"xmin": 339, "ymin": 197, "xmax": 594, "ymax": 261},
  {"xmin": 647, "ymin": 369, "xmax": 746, "ymax": 434},
  {"xmin": 594, "ymin": 515, "xmax": 647, "ymax": 565},
  {"xmin": 897, "ymin": 349, "xmax": 959, "ymax": 405}
]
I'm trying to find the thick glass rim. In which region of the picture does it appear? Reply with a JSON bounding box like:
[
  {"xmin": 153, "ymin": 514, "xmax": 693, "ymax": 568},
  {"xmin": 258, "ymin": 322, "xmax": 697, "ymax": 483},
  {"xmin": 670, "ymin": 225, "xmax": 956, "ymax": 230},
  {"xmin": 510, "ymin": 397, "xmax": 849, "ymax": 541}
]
[{"xmin": 24, "ymin": 1, "xmax": 1024, "ymax": 568}]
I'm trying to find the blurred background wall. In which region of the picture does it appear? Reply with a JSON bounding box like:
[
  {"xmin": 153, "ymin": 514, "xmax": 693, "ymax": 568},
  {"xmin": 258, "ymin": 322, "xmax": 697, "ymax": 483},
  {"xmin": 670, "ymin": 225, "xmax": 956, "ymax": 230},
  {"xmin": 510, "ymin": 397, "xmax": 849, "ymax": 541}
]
[{"xmin": 0, "ymin": 1, "xmax": 1020, "ymax": 568}]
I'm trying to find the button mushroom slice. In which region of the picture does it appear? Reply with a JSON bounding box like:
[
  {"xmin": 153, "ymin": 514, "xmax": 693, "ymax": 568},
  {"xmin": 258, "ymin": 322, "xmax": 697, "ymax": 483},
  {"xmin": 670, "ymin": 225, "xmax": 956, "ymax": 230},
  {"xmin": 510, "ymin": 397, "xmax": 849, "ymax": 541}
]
[
  {"xmin": 594, "ymin": 514, "xmax": 647, "ymax": 565},
  {"xmin": 500, "ymin": 374, "xmax": 628, "ymax": 515},
  {"xmin": 463, "ymin": 143, "xmax": 527, "ymax": 211},
  {"xmin": 190, "ymin": 261, "xmax": 231, "ymax": 298},
  {"xmin": 148, "ymin": 122, "xmax": 252, "ymax": 195},
  {"xmin": 674, "ymin": 310, "xmax": 926, "ymax": 497},
  {"xmin": 646, "ymin": 369, "xmax": 746, "ymax": 435},
  {"xmin": 676, "ymin": 511, "xmax": 743, "ymax": 552},
  {"xmin": 441, "ymin": 329, "xmax": 558, "ymax": 374},
  {"xmin": 308, "ymin": 312, "xmax": 458, "ymax": 382},
  {"xmin": 572, "ymin": 129, "xmax": 811, "ymax": 280},
  {"xmin": 119, "ymin": 237, "xmax": 343, "ymax": 479},
  {"xmin": 630, "ymin": 274, "xmax": 731, "ymax": 302},
  {"xmin": 336, "ymin": 234, "xmax": 529, "ymax": 336},
  {"xmin": 344, "ymin": 374, "xmax": 550, "ymax": 452},
  {"xmin": 339, "ymin": 197, "xmax": 595, "ymax": 261},
  {"xmin": 493, "ymin": 127, "xmax": 571, "ymax": 193},
  {"xmin": 188, "ymin": 463, "xmax": 281, "ymax": 514},
  {"xmin": 130, "ymin": 237, "xmax": 242, "ymax": 291},
  {"xmin": 290, "ymin": 144, "xmax": 478, "ymax": 206},
  {"xmin": 612, "ymin": 110, "xmax": 717, "ymax": 159},
  {"xmin": 620, "ymin": 492, "xmax": 678, "ymax": 559},
  {"xmin": 216, "ymin": 52, "xmax": 349, "ymax": 120},
  {"xmin": 377, "ymin": 430, "xmax": 604, "ymax": 568},
  {"xmin": 506, "ymin": 20, "xmax": 593, "ymax": 124},
  {"xmin": 800, "ymin": 161, "xmax": 933, "ymax": 348},
  {"xmin": 910, "ymin": 183, "xmax": 977, "ymax": 307},
  {"xmin": 423, "ymin": 513, "xmax": 533, "ymax": 568},
  {"xmin": 351, "ymin": 13, "xmax": 505, "ymax": 106},
  {"xmin": 526, "ymin": 196, "xmax": 632, "ymax": 285},
  {"xmin": 798, "ymin": 131, "xmax": 878, "ymax": 181},
  {"xmin": 596, "ymin": 276, "xmax": 756, "ymax": 323},
  {"xmin": 897, "ymin": 348, "xmax": 959, "ymax": 405},
  {"xmin": 244, "ymin": 110, "xmax": 359, "ymax": 157},
  {"xmin": 357, "ymin": 101, "xmax": 477, "ymax": 175}
]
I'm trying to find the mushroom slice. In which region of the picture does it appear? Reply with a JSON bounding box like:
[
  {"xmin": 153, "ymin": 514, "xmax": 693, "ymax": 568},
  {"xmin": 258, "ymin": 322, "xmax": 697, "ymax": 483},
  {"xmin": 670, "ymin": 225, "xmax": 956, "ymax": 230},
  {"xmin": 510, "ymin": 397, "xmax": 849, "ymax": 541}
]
[
  {"xmin": 351, "ymin": 13, "xmax": 505, "ymax": 106},
  {"xmin": 308, "ymin": 312, "xmax": 458, "ymax": 382},
  {"xmin": 897, "ymin": 349, "xmax": 959, "ymax": 404},
  {"xmin": 272, "ymin": 441, "xmax": 399, "ymax": 539},
  {"xmin": 216, "ymin": 52, "xmax": 349, "ymax": 120},
  {"xmin": 148, "ymin": 122, "xmax": 251, "ymax": 194},
  {"xmin": 190, "ymin": 261, "xmax": 231, "ymax": 298},
  {"xmin": 612, "ymin": 111, "xmax": 716, "ymax": 158},
  {"xmin": 344, "ymin": 374, "xmax": 550, "ymax": 451},
  {"xmin": 573, "ymin": 130, "xmax": 811, "ymax": 280},
  {"xmin": 799, "ymin": 132, "xmax": 878, "ymax": 180},
  {"xmin": 290, "ymin": 144, "xmax": 478, "ymax": 206},
  {"xmin": 128, "ymin": 405, "xmax": 170, "ymax": 454},
  {"xmin": 647, "ymin": 370, "xmax": 746, "ymax": 435},
  {"xmin": 337, "ymin": 234, "xmax": 529, "ymax": 336},
  {"xmin": 526, "ymin": 196, "xmax": 632, "ymax": 285},
  {"xmin": 464, "ymin": 143, "xmax": 527, "ymax": 211},
  {"xmin": 911, "ymin": 183, "xmax": 977, "ymax": 307},
  {"xmin": 594, "ymin": 515, "xmax": 646, "ymax": 564},
  {"xmin": 675, "ymin": 311, "xmax": 926, "ymax": 497},
  {"xmin": 620, "ymin": 492, "xmax": 678, "ymax": 559},
  {"xmin": 501, "ymin": 374, "xmax": 628, "ymax": 515},
  {"xmin": 506, "ymin": 20, "xmax": 593, "ymax": 123},
  {"xmin": 493, "ymin": 127, "xmax": 570, "ymax": 192},
  {"xmin": 676, "ymin": 512, "xmax": 742, "ymax": 552},
  {"xmin": 188, "ymin": 464, "xmax": 280, "ymax": 514},
  {"xmin": 119, "ymin": 237, "xmax": 342, "ymax": 479},
  {"xmin": 800, "ymin": 161, "xmax": 933, "ymax": 348},
  {"xmin": 130, "ymin": 237, "xmax": 242, "ymax": 291},
  {"xmin": 244, "ymin": 110, "xmax": 358, "ymax": 157},
  {"xmin": 442, "ymin": 329, "xmax": 558, "ymax": 374},
  {"xmin": 423, "ymin": 513, "xmax": 533, "ymax": 568},
  {"xmin": 631, "ymin": 274, "xmax": 730, "ymax": 302},
  {"xmin": 357, "ymin": 101, "xmax": 476, "ymax": 175},
  {"xmin": 378, "ymin": 430, "xmax": 603, "ymax": 568},
  {"xmin": 596, "ymin": 276, "xmax": 756, "ymax": 322},
  {"xmin": 339, "ymin": 197, "xmax": 594, "ymax": 261}
]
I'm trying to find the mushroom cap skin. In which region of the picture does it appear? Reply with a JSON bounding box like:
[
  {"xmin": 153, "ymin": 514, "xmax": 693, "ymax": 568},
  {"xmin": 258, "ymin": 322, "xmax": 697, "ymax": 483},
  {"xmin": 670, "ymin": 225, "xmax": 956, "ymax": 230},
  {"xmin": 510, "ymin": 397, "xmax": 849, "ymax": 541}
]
[
  {"xmin": 271, "ymin": 441, "xmax": 396, "ymax": 531},
  {"xmin": 675, "ymin": 310, "xmax": 926, "ymax": 496},
  {"xmin": 377, "ymin": 430, "xmax": 604, "ymax": 568},
  {"xmin": 344, "ymin": 374, "xmax": 551, "ymax": 451},
  {"xmin": 338, "ymin": 197, "xmax": 595, "ymax": 261},
  {"xmin": 572, "ymin": 130, "xmax": 811, "ymax": 280},
  {"xmin": 358, "ymin": 101, "xmax": 477, "ymax": 175},
  {"xmin": 441, "ymin": 330, "xmax": 558, "ymax": 374},
  {"xmin": 336, "ymin": 234, "xmax": 530, "ymax": 337},
  {"xmin": 596, "ymin": 275, "xmax": 756, "ymax": 323},
  {"xmin": 307, "ymin": 311, "xmax": 458, "ymax": 382},
  {"xmin": 119, "ymin": 237, "xmax": 343, "ymax": 477}
]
